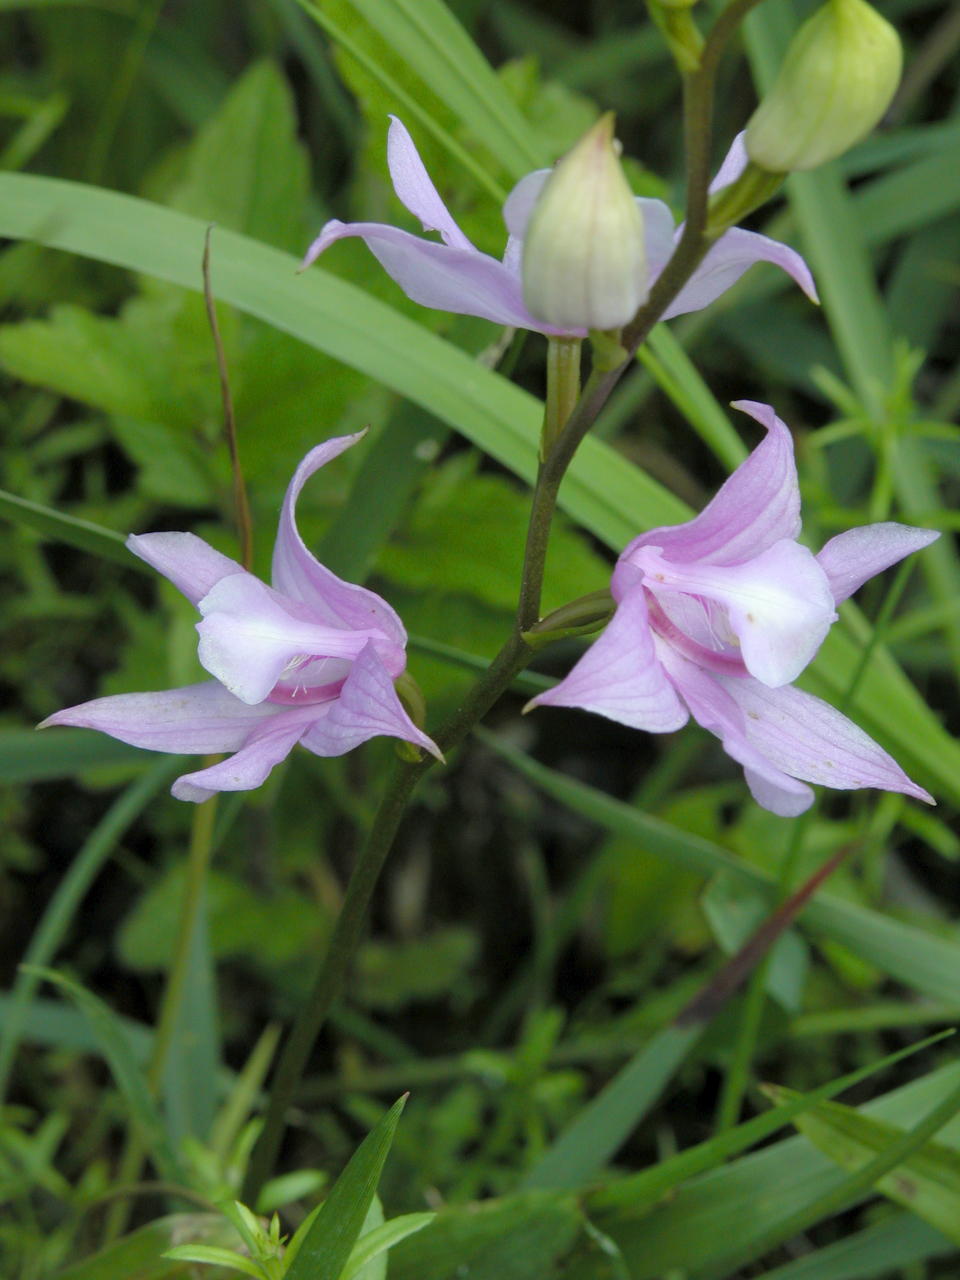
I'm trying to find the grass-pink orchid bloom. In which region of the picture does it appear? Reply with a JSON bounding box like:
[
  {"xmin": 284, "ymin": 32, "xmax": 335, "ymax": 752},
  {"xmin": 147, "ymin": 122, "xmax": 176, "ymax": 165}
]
[
  {"xmin": 529, "ymin": 401, "xmax": 937, "ymax": 817},
  {"xmin": 42, "ymin": 434, "xmax": 441, "ymax": 802},
  {"xmin": 303, "ymin": 118, "xmax": 818, "ymax": 336}
]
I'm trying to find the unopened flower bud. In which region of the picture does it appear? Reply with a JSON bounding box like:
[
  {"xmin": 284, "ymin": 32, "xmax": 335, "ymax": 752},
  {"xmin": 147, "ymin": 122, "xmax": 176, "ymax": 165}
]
[
  {"xmin": 745, "ymin": 0, "xmax": 902, "ymax": 173},
  {"xmin": 522, "ymin": 114, "xmax": 647, "ymax": 331}
]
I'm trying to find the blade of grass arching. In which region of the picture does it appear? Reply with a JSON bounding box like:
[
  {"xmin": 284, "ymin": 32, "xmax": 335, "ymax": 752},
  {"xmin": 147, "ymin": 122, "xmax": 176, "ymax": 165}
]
[
  {"xmin": 0, "ymin": 727, "xmax": 149, "ymax": 782},
  {"xmin": 586, "ymin": 1032, "xmax": 952, "ymax": 1214},
  {"xmin": 696, "ymin": 1073, "xmax": 960, "ymax": 1280},
  {"xmin": 522, "ymin": 1024, "xmax": 704, "ymax": 1190},
  {"xmin": 22, "ymin": 966, "xmax": 187, "ymax": 1185},
  {"xmin": 855, "ymin": 147, "xmax": 960, "ymax": 247},
  {"xmin": 408, "ymin": 634, "xmax": 551, "ymax": 697},
  {"xmin": 0, "ymin": 485, "xmax": 130, "ymax": 564},
  {"xmin": 638, "ymin": 326, "xmax": 748, "ymax": 470},
  {"xmin": 0, "ymin": 757, "xmax": 177, "ymax": 1102},
  {"xmin": 479, "ymin": 732, "xmax": 960, "ymax": 1007},
  {"xmin": 751, "ymin": 1212, "xmax": 953, "ymax": 1280},
  {"xmin": 0, "ymin": 993, "xmax": 153, "ymax": 1062},
  {"xmin": 330, "ymin": 0, "xmax": 548, "ymax": 177},
  {"xmin": 0, "ymin": 172, "xmax": 687, "ymax": 551},
  {"xmin": 598, "ymin": 1062, "xmax": 960, "ymax": 1279}
]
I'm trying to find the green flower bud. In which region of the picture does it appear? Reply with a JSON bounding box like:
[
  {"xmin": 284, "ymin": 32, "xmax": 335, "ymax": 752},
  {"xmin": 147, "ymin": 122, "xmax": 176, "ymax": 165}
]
[
  {"xmin": 522, "ymin": 114, "xmax": 647, "ymax": 331},
  {"xmin": 745, "ymin": 0, "xmax": 902, "ymax": 173}
]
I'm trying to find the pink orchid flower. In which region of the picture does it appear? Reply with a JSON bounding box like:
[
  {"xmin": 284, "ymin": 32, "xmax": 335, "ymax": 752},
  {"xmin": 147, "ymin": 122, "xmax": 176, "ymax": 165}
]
[
  {"xmin": 303, "ymin": 119, "xmax": 818, "ymax": 335},
  {"xmin": 529, "ymin": 401, "xmax": 938, "ymax": 816},
  {"xmin": 42, "ymin": 435, "xmax": 440, "ymax": 802}
]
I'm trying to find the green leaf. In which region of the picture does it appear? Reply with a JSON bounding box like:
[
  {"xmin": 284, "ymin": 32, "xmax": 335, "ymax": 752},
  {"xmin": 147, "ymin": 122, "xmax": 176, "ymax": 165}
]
[
  {"xmin": 21, "ymin": 966, "xmax": 186, "ymax": 1185},
  {"xmin": 316, "ymin": 0, "xmax": 547, "ymax": 179},
  {"xmin": 478, "ymin": 730, "xmax": 960, "ymax": 1007},
  {"xmin": 283, "ymin": 1095, "xmax": 406, "ymax": 1280},
  {"xmin": 523, "ymin": 1025, "xmax": 702, "ymax": 1190},
  {"xmin": 341, "ymin": 1212, "xmax": 435, "ymax": 1280},
  {"xmin": 0, "ymin": 759, "xmax": 177, "ymax": 1101},
  {"xmin": 54, "ymin": 1214, "xmax": 242, "ymax": 1280},
  {"xmin": 0, "ymin": 486, "xmax": 130, "ymax": 565},
  {"xmin": 768, "ymin": 1084, "xmax": 960, "ymax": 1244},
  {"xmin": 0, "ymin": 726, "xmax": 149, "ymax": 782},
  {"xmin": 163, "ymin": 1244, "xmax": 265, "ymax": 1278},
  {"xmin": 388, "ymin": 1191, "xmax": 582, "ymax": 1280}
]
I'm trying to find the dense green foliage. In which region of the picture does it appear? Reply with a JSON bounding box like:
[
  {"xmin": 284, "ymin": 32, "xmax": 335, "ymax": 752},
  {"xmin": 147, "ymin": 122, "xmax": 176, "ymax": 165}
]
[{"xmin": 1, "ymin": 0, "xmax": 959, "ymax": 1277}]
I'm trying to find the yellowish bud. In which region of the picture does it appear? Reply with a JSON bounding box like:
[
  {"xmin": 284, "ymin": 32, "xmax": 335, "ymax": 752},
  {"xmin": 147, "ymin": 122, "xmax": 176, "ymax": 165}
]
[
  {"xmin": 522, "ymin": 114, "xmax": 647, "ymax": 331},
  {"xmin": 745, "ymin": 0, "xmax": 902, "ymax": 173}
]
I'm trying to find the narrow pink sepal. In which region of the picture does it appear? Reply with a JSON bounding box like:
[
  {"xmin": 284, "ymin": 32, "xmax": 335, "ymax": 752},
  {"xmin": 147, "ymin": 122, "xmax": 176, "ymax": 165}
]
[
  {"xmin": 301, "ymin": 643, "xmax": 442, "ymax": 760},
  {"xmin": 127, "ymin": 532, "xmax": 243, "ymax": 607},
  {"xmin": 619, "ymin": 401, "xmax": 801, "ymax": 572},
  {"xmin": 39, "ymin": 682, "xmax": 284, "ymax": 754},
  {"xmin": 817, "ymin": 523, "xmax": 941, "ymax": 605},
  {"xmin": 528, "ymin": 589, "xmax": 688, "ymax": 733},
  {"xmin": 271, "ymin": 434, "xmax": 407, "ymax": 676},
  {"xmin": 662, "ymin": 227, "xmax": 819, "ymax": 321},
  {"xmin": 386, "ymin": 115, "xmax": 475, "ymax": 249},
  {"xmin": 171, "ymin": 709, "xmax": 317, "ymax": 802},
  {"xmin": 716, "ymin": 675, "xmax": 934, "ymax": 805}
]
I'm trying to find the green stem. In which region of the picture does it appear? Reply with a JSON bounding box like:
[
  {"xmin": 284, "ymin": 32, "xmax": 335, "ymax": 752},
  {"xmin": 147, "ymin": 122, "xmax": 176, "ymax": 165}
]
[
  {"xmin": 541, "ymin": 338, "xmax": 582, "ymax": 461},
  {"xmin": 243, "ymin": 0, "xmax": 769, "ymax": 1200}
]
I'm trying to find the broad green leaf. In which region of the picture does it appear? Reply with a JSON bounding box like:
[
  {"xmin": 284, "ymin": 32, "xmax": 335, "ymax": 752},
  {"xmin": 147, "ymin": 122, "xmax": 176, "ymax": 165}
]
[
  {"xmin": 168, "ymin": 59, "xmax": 309, "ymax": 253},
  {"xmin": 21, "ymin": 966, "xmax": 186, "ymax": 1184},
  {"xmin": 751, "ymin": 1211, "xmax": 952, "ymax": 1279},
  {"xmin": 768, "ymin": 1084, "xmax": 960, "ymax": 1244},
  {"xmin": 283, "ymin": 1095, "xmax": 405, "ymax": 1280},
  {"xmin": 317, "ymin": 0, "xmax": 548, "ymax": 179},
  {"xmin": 479, "ymin": 731, "xmax": 960, "ymax": 1006},
  {"xmin": 388, "ymin": 1190, "xmax": 582, "ymax": 1280},
  {"xmin": 55, "ymin": 1214, "xmax": 242, "ymax": 1280},
  {"xmin": 163, "ymin": 1244, "xmax": 264, "ymax": 1278}
]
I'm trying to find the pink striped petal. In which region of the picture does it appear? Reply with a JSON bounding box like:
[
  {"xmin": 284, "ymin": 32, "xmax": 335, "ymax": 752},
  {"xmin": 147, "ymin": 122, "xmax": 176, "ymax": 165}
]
[
  {"xmin": 171, "ymin": 708, "xmax": 318, "ymax": 802},
  {"xmin": 527, "ymin": 588, "xmax": 688, "ymax": 732},
  {"xmin": 619, "ymin": 401, "xmax": 801, "ymax": 570},
  {"xmin": 301, "ymin": 643, "xmax": 442, "ymax": 759},
  {"xmin": 662, "ymin": 227, "xmax": 818, "ymax": 320},
  {"xmin": 386, "ymin": 115, "xmax": 475, "ymax": 249},
  {"xmin": 271, "ymin": 435, "xmax": 407, "ymax": 673},
  {"xmin": 817, "ymin": 523, "xmax": 940, "ymax": 605}
]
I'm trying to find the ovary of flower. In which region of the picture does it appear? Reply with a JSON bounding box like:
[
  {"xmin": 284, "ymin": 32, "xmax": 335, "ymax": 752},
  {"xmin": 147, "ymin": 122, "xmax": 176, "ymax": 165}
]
[
  {"xmin": 40, "ymin": 433, "xmax": 441, "ymax": 802},
  {"xmin": 528, "ymin": 401, "xmax": 938, "ymax": 817},
  {"xmin": 302, "ymin": 117, "xmax": 818, "ymax": 336}
]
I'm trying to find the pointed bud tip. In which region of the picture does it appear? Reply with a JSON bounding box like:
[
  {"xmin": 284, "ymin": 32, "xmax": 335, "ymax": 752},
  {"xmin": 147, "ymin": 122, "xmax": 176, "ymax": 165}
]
[{"xmin": 521, "ymin": 117, "xmax": 648, "ymax": 331}]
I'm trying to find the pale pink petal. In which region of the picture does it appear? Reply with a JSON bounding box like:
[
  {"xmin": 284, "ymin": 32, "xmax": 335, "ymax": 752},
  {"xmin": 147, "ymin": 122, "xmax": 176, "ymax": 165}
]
[
  {"xmin": 620, "ymin": 401, "xmax": 801, "ymax": 568},
  {"xmin": 817, "ymin": 523, "xmax": 941, "ymax": 605},
  {"xmin": 39, "ymin": 682, "xmax": 284, "ymax": 753},
  {"xmin": 301, "ymin": 643, "xmax": 442, "ymax": 759},
  {"xmin": 658, "ymin": 645, "xmax": 814, "ymax": 816},
  {"xmin": 527, "ymin": 588, "xmax": 688, "ymax": 732},
  {"xmin": 171, "ymin": 709, "xmax": 317, "ymax": 802},
  {"xmin": 302, "ymin": 219, "xmax": 540, "ymax": 329},
  {"xmin": 661, "ymin": 227, "xmax": 818, "ymax": 320},
  {"xmin": 502, "ymin": 169, "xmax": 551, "ymax": 240},
  {"xmin": 196, "ymin": 574, "xmax": 379, "ymax": 704},
  {"xmin": 271, "ymin": 436, "xmax": 408, "ymax": 673},
  {"xmin": 709, "ymin": 132, "xmax": 749, "ymax": 194},
  {"xmin": 127, "ymin": 532, "xmax": 243, "ymax": 607},
  {"xmin": 386, "ymin": 115, "xmax": 474, "ymax": 250},
  {"xmin": 716, "ymin": 675, "xmax": 934, "ymax": 804},
  {"xmin": 635, "ymin": 540, "xmax": 837, "ymax": 686},
  {"xmin": 637, "ymin": 197, "xmax": 681, "ymax": 278}
]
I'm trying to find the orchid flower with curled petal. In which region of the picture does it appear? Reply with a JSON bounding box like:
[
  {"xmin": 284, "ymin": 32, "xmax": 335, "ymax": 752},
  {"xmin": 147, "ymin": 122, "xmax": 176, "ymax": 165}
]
[
  {"xmin": 303, "ymin": 118, "xmax": 818, "ymax": 336},
  {"xmin": 42, "ymin": 434, "xmax": 441, "ymax": 802},
  {"xmin": 529, "ymin": 401, "xmax": 938, "ymax": 816}
]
